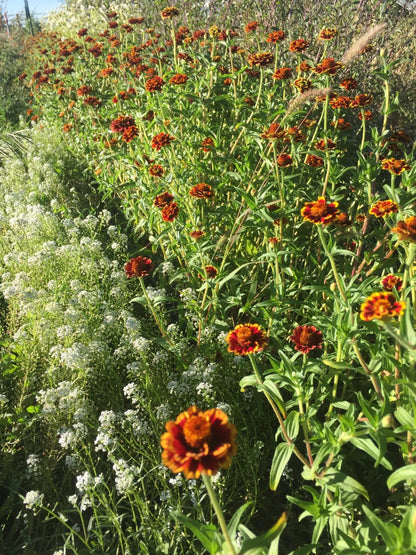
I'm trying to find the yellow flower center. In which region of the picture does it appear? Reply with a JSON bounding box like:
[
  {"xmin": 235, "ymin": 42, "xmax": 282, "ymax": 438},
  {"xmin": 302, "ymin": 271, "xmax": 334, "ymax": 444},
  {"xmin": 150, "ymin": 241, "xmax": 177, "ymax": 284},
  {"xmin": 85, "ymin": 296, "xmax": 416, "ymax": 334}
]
[{"xmin": 183, "ymin": 416, "xmax": 212, "ymax": 448}]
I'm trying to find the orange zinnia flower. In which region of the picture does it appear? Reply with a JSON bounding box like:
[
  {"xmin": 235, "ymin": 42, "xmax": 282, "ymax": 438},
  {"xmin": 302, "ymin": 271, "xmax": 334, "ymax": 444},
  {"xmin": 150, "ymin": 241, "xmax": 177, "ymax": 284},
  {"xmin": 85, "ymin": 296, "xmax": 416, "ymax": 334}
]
[
  {"xmin": 161, "ymin": 406, "xmax": 237, "ymax": 479},
  {"xmin": 289, "ymin": 325, "xmax": 323, "ymax": 354},
  {"xmin": 339, "ymin": 78, "xmax": 358, "ymax": 91},
  {"xmin": 391, "ymin": 216, "xmax": 416, "ymax": 242},
  {"xmin": 226, "ymin": 323, "xmax": 267, "ymax": 356},
  {"xmin": 273, "ymin": 67, "xmax": 292, "ymax": 80},
  {"xmin": 121, "ymin": 126, "xmax": 139, "ymax": 142},
  {"xmin": 161, "ymin": 202, "xmax": 179, "ymax": 221},
  {"xmin": 313, "ymin": 57, "xmax": 343, "ymax": 75},
  {"xmin": 151, "ymin": 132, "xmax": 175, "ymax": 150},
  {"xmin": 267, "ymin": 30, "xmax": 285, "ymax": 43},
  {"xmin": 351, "ymin": 94, "xmax": 372, "ymax": 107},
  {"xmin": 329, "ymin": 95, "xmax": 354, "ymax": 109},
  {"xmin": 189, "ymin": 183, "xmax": 215, "ymax": 199},
  {"xmin": 110, "ymin": 115, "xmax": 135, "ymax": 133},
  {"xmin": 203, "ymin": 265, "xmax": 218, "ymax": 279},
  {"xmin": 161, "ymin": 6, "xmax": 179, "ymax": 19},
  {"xmin": 247, "ymin": 51, "xmax": 274, "ymax": 67},
  {"xmin": 289, "ymin": 38, "xmax": 309, "ymax": 52},
  {"xmin": 190, "ymin": 230, "xmax": 205, "ymax": 240},
  {"xmin": 169, "ymin": 73, "xmax": 189, "ymax": 85},
  {"xmin": 261, "ymin": 122, "xmax": 285, "ymax": 140},
  {"xmin": 315, "ymin": 139, "xmax": 337, "ymax": 150},
  {"xmin": 369, "ymin": 199, "xmax": 399, "ymax": 218},
  {"xmin": 292, "ymin": 78, "xmax": 312, "ymax": 92},
  {"xmin": 318, "ymin": 28, "xmax": 337, "ymax": 40},
  {"xmin": 145, "ymin": 76, "xmax": 165, "ymax": 92},
  {"xmin": 381, "ymin": 275, "xmax": 403, "ymax": 292},
  {"xmin": 124, "ymin": 256, "xmax": 153, "ymax": 278},
  {"xmin": 305, "ymin": 154, "xmax": 324, "ymax": 167},
  {"xmin": 301, "ymin": 197, "xmax": 340, "ymax": 225},
  {"xmin": 381, "ymin": 158, "xmax": 411, "ymax": 175},
  {"xmin": 360, "ymin": 292, "xmax": 406, "ymax": 321},
  {"xmin": 245, "ymin": 21, "xmax": 259, "ymax": 33}
]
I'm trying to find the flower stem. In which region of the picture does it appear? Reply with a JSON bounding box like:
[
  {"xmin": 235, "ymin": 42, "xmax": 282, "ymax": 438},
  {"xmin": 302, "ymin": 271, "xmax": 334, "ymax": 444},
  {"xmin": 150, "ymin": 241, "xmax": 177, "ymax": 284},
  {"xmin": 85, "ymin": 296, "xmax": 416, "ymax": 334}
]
[
  {"xmin": 202, "ymin": 474, "xmax": 237, "ymax": 555},
  {"xmin": 139, "ymin": 277, "xmax": 173, "ymax": 346},
  {"xmin": 316, "ymin": 225, "xmax": 348, "ymax": 303}
]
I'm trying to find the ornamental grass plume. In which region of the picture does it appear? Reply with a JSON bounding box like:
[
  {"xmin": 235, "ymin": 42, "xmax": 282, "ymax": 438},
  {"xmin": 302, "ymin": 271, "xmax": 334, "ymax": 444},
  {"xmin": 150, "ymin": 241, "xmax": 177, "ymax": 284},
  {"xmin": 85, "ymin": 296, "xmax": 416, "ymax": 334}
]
[
  {"xmin": 161, "ymin": 406, "xmax": 237, "ymax": 478},
  {"xmin": 285, "ymin": 87, "xmax": 332, "ymax": 117},
  {"xmin": 341, "ymin": 23, "xmax": 386, "ymax": 65}
]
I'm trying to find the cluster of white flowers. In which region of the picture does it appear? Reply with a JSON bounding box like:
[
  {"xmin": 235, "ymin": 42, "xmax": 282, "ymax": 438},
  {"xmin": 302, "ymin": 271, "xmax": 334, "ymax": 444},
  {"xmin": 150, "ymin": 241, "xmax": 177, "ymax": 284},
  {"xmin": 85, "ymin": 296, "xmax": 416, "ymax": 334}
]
[{"xmin": 23, "ymin": 490, "xmax": 44, "ymax": 510}]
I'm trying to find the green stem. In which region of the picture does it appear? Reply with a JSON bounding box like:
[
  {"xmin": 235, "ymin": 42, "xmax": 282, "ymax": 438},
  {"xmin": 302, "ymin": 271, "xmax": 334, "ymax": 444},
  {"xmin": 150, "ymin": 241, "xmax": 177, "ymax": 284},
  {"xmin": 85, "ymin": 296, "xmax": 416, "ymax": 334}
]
[
  {"xmin": 248, "ymin": 355, "xmax": 311, "ymax": 469},
  {"xmin": 316, "ymin": 225, "xmax": 348, "ymax": 303},
  {"xmin": 201, "ymin": 474, "xmax": 237, "ymax": 555},
  {"xmin": 139, "ymin": 277, "xmax": 173, "ymax": 346}
]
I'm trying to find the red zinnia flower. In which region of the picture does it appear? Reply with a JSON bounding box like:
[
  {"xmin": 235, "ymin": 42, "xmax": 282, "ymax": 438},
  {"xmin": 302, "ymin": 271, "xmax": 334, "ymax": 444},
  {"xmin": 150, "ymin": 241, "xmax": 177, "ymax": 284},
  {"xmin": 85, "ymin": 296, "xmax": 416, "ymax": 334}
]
[
  {"xmin": 331, "ymin": 118, "xmax": 352, "ymax": 130},
  {"xmin": 203, "ymin": 265, "xmax": 218, "ymax": 278},
  {"xmin": 369, "ymin": 199, "xmax": 399, "ymax": 218},
  {"xmin": 351, "ymin": 94, "xmax": 373, "ymax": 107},
  {"xmin": 189, "ymin": 183, "xmax": 214, "ymax": 199},
  {"xmin": 329, "ymin": 95, "xmax": 354, "ymax": 109},
  {"xmin": 289, "ymin": 325, "xmax": 323, "ymax": 354},
  {"xmin": 124, "ymin": 256, "xmax": 153, "ymax": 278},
  {"xmin": 151, "ymin": 132, "xmax": 175, "ymax": 150},
  {"xmin": 301, "ymin": 197, "xmax": 340, "ymax": 225},
  {"xmin": 154, "ymin": 192, "xmax": 174, "ymax": 207},
  {"xmin": 161, "ymin": 202, "xmax": 179, "ymax": 221},
  {"xmin": 161, "ymin": 406, "xmax": 237, "ymax": 479},
  {"xmin": 277, "ymin": 154, "xmax": 293, "ymax": 167},
  {"xmin": 226, "ymin": 323, "xmax": 267, "ymax": 356},
  {"xmin": 121, "ymin": 126, "xmax": 139, "ymax": 142},
  {"xmin": 360, "ymin": 292, "xmax": 406, "ymax": 321},
  {"xmin": 201, "ymin": 137, "xmax": 215, "ymax": 151},
  {"xmin": 358, "ymin": 110, "xmax": 373, "ymax": 121},
  {"xmin": 381, "ymin": 275, "xmax": 403, "ymax": 292},
  {"xmin": 110, "ymin": 115, "xmax": 136, "ymax": 133},
  {"xmin": 149, "ymin": 164, "xmax": 164, "ymax": 177},
  {"xmin": 77, "ymin": 85, "xmax": 93, "ymax": 96},
  {"xmin": 381, "ymin": 158, "xmax": 411, "ymax": 175}
]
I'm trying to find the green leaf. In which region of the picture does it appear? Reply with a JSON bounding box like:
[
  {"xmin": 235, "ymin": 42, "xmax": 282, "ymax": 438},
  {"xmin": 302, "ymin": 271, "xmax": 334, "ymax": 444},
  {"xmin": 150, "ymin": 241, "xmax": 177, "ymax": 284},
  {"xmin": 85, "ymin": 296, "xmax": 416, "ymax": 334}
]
[
  {"xmin": 394, "ymin": 407, "xmax": 416, "ymax": 430},
  {"xmin": 239, "ymin": 513, "xmax": 287, "ymax": 554},
  {"xmin": 386, "ymin": 464, "xmax": 416, "ymax": 490},
  {"xmin": 227, "ymin": 502, "xmax": 252, "ymax": 541},
  {"xmin": 350, "ymin": 437, "xmax": 392, "ymax": 470},
  {"xmin": 362, "ymin": 505, "xmax": 402, "ymax": 550},
  {"xmin": 285, "ymin": 411, "xmax": 300, "ymax": 440},
  {"xmin": 270, "ymin": 443, "xmax": 295, "ymax": 490},
  {"xmin": 171, "ymin": 511, "xmax": 222, "ymax": 554},
  {"xmin": 320, "ymin": 468, "xmax": 369, "ymax": 501}
]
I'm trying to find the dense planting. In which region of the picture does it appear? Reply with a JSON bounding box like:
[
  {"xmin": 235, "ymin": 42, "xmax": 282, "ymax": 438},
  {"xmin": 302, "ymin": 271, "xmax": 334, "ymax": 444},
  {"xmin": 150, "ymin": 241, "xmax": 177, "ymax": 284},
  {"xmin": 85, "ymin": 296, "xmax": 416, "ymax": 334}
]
[{"xmin": 1, "ymin": 1, "xmax": 416, "ymax": 553}]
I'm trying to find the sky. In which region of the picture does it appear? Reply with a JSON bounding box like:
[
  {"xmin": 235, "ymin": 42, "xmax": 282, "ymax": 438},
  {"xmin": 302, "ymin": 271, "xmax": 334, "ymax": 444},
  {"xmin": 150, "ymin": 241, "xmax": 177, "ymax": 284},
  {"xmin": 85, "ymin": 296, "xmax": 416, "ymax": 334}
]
[{"xmin": 5, "ymin": 0, "xmax": 64, "ymax": 18}]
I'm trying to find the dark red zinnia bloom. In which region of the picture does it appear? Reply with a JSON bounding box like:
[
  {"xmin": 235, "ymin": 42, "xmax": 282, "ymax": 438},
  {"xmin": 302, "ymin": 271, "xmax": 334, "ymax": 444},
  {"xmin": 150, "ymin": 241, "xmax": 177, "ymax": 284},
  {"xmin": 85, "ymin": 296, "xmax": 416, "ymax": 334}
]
[
  {"xmin": 161, "ymin": 202, "xmax": 179, "ymax": 221},
  {"xmin": 151, "ymin": 132, "xmax": 175, "ymax": 150},
  {"xmin": 121, "ymin": 126, "xmax": 139, "ymax": 142},
  {"xmin": 273, "ymin": 67, "xmax": 292, "ymax": 80},
  {"xmin": 154, "ymin": 192, "xmax": 174, "ymax": 207},
  {"xmin": 381, "ymin": 274, "xmax": 403, "ymax": 292},
  {"xmin": 301, "ymin": 197, "xmax": 340, "ymax": 225},
  {"xmin": 305, "ymin": 154, "xmax": 324, "ymax": 167},
  {"xmin": 277, "ymin": 154, "xmax": 293, "ymax": 167},
  {"xmin": 267, "ymin": 30, "xmax": 285, "ymax": 43},
  {"xmin": 145, "ymin": 76, "xmax": 165, "ymax": 92},
  {"xmin": 124, "ymin": 256, "xmax": 153, "ymax": 278},
  {"xmin": 149, "ymin": 164, "xmax": 164, "ymax": 177},
  {"xmin": 226, "ymin": 323, "xmax": 267, "ymax": 355},
  {"xmin": 289, "ymin": 325, "xmax": 323, "ymax": 354},
  {"xmin": 169, "ymin": 73, "xmax": 189, "ymax": 85},
  {"xmin": 110, "ymin": 115, "xmax": 136, "ymax": 133},
  {"xmin": 315, "ymin": 139, "xmax": 337, "ymax": 150},
  {"xmin": 161, "ymin": 406, "xmax": 237, "ymax": 479},
  {"xmin": 245, "ymin": 21, "xmax": 259, "ymax": 33},
  {"xmin": 189, "ymin": 183, "xmax": 214, "ymax": 199},
  {"xmin": 289, "ymin": 38, "xmax": 309, "ymax": 52}
]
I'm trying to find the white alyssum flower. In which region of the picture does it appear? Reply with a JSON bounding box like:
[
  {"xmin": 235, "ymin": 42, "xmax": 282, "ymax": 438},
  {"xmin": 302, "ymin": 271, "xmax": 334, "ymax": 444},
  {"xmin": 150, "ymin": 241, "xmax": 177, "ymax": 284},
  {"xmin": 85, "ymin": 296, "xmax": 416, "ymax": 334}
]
[{"xmin": 23, "ymin": 490, "xmax": 44, "ymax": 510}]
